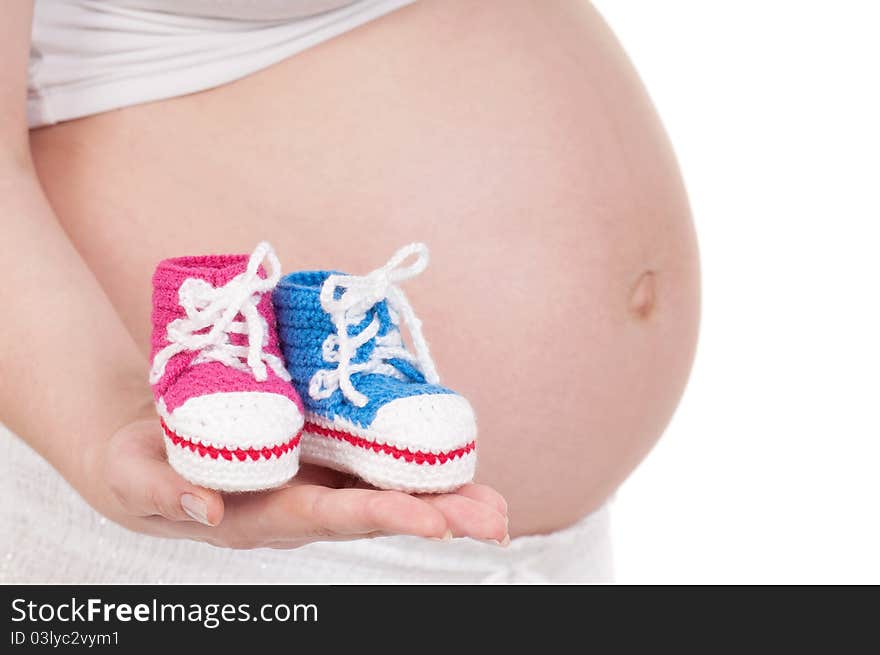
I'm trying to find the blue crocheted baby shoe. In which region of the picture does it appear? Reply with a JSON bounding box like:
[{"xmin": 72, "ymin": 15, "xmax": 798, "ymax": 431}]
[{"xmin": 272, "ymin": 243, "xmax": 477, "ymax": 492}]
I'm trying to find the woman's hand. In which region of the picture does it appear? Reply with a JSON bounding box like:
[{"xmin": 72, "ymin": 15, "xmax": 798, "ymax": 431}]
[
  {"xmin": 84, "ymin": 416, "xmax": 509, "ymax": 549},
  {"xmin": 0, "ymin": 156, "xmax": 507, "ymax": 551}
]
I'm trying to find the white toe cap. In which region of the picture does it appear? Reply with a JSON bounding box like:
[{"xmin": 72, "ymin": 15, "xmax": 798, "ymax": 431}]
[
  {"xmin": 159, "ymin": 392, "xmax": 303, "ymax": 450},
  {"xmin": 368, "ymin": 393, "xmax": 476, "ymax": 453}
]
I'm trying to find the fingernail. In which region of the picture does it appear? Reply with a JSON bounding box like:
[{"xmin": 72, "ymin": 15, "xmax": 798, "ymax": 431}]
[
  {"xmin": 181, "ymin": 494, "xmax": 211, "ymax": 526},
  {"xmin": 430, "ymin": 529, "xmax": 454, "ymax": 542},
  {"xmin": 483, "ymin": 534, "xmax": 511, "ymax": 547}
]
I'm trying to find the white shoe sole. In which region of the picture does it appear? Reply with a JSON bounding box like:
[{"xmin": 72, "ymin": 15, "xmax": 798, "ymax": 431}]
[
  {"xmin": 162, "ymin": 421, "xmax": 301, "ymax": 492},
  {"xmin": 300, "ymin": 418, "xmax": 476, "ymax": 493}
]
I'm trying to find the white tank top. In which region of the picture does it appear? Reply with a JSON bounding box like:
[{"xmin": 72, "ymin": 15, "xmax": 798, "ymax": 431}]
[{"xmin": 27, "ymin": 0, "xmax": 417, "ymax": 127}]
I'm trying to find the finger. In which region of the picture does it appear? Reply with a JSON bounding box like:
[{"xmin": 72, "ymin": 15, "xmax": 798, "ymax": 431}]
[
  {"xmin": 108, "ymin": 452, "xmax": 224, "ymax": 526},
  {"xmin": 449, "ymin": 483, "xmax": 509, "ymax": 517},
  {"xmin": 153, "ymin": 483, "xmax": 450, "ymax": 548},
  {"xmin": 285, "ymin": 463, "xmax": 359, "ymax": 489},
  {"xmin": 213, "ymin": 484, "xmax": 448, "ymax": 544},
  {"xmin": 422, "ymin": 493, "xmax": 508, "ymax": 543},
  {"xmin": 281, "ymin": 486, "xmax": 449, "ymax": 539},
  {"xmin": 165, "ymin": 484, "xmax": 450, "ymax": 548}
]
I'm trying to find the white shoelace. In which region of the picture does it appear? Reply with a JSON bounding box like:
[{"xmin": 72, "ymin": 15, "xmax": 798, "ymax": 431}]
[
  {"xmin": 309, "ymin": 243, "xmax": 441, "ymax": 407},
  {"xmin": 149, "ymin": 242, "xmax": 291, "ymax": 385}
]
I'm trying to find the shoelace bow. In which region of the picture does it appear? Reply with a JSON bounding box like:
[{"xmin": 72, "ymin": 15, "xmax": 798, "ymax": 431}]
[
  {"xmin": 149, "ymin": 242, "xmax": 291, "ymax": 385},
  {"xmin": 309, "ymin": 242, "xmax": 440, "ymax": 408}
]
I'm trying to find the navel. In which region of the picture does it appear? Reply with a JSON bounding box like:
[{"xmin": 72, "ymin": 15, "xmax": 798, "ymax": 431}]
[{"xmin": 629, "ymin": 271, "xmax": 657, "ymax": 320}]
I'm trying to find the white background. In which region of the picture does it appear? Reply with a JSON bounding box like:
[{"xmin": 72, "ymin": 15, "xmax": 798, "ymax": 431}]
[{"xmin": 595, "ymin": 1, "xmax": 880, "ymax": 583}]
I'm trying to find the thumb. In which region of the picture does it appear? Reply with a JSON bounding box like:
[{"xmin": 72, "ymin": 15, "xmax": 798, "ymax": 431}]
[{"xmin": 109, "ymin": 446, "xmax": 225, "ymax": 526}]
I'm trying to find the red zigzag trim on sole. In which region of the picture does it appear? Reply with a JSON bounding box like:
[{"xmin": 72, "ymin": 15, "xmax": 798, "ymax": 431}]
[
  {"xmin": 304, "ymin": 421, "xmax": 475, "ymax": 465},
  {"xmin": 161, "ymin": 419, "xmax": 301, "ymax": 462}
]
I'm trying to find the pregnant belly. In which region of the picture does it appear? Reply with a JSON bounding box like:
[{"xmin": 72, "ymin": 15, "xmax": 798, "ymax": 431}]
[{"xmin": 28, "ymin": 0, "xmax": 699, "ymax": 534}]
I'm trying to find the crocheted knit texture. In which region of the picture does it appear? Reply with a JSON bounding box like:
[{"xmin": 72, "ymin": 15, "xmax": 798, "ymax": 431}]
[
  {"xmin": 150, "ymin": 243, "xmax": 304, "ymax": 492},
  {"xmin": 273, "ymin": 243, "xmax": 477, "ymax": 493}
]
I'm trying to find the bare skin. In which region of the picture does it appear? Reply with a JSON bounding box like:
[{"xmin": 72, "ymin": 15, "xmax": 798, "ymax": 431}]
[
  {"xmin": 3, "ymin": 0, "xmax": 699, "ymax": 545},
  {"xmin": 1, "ymin": 0, "xmax": 508, "ymax": 550}
]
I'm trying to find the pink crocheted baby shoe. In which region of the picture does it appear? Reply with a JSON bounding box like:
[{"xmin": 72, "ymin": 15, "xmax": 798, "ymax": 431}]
[{"xmin": 149, "ymin": 242, "xmax": 304, "ymax": 492}]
